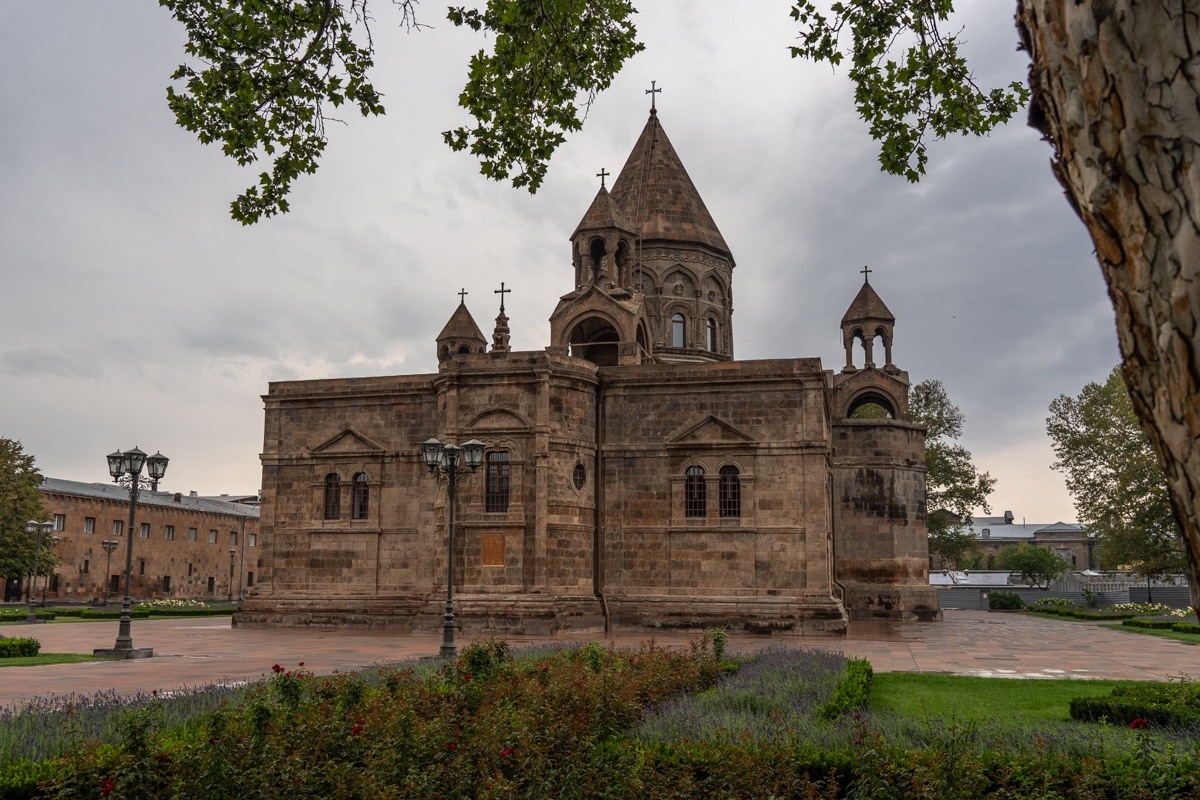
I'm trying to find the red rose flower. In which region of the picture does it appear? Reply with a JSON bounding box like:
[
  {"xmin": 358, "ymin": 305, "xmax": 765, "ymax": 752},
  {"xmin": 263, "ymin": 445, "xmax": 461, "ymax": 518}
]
[
  {"xmin": 298, "ymin": 662, "xmax": 304, "ymax": 666},
  {"xmin": 101, "ymin": 778, "xmax": 116, "ymax": 796},
  {"xmin": 357, "ymin": 718, "xmax": 363, "ymax": 724},
  {"xmin": 464, "ymin": 674, "xmax": 472, "ymax": 681},
  {"xmin": 155, "ymin": 754, "xmax": 167, "ymax": 765},
  {"xmin": 209, "ymin": 738, "xmax": 220, "ymax": 744},
  {"xmin": 351, "ymin": 726, "xmax": 364, "ymax": 735},
  {"xmin": 1130, "ymin": 718, "xmax": 1148, "ymax": 730},
  {"xmin": 447, "ymin": 743, "xmax": 458, "ymax": 751},
  {"xmin": 272, "ymin": 664, "xmax": 282, "ymax": 673},
  {"xmin": 500, "ymin": 748, "xmax": 514, "ymax": 758}
]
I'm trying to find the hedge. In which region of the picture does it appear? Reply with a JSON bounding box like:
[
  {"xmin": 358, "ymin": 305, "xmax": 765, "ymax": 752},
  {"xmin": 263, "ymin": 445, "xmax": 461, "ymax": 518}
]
[
  {"xmin": 819, "ymin": 658, "xmax": 873, "ymax": 719},
  {"xmin": 0, "ymin": 609, "xmax": 55, "ymax": 622},
  {"xmin": 1123, "ymin": 618, "xmax": 1177, "ymax": 629},
  {"xmin": 1071, "ymin": 681, "xmax": 1200, "ymax": 729},
  {"xmin": 79, "ymin": 609, "xmax": 150, "ymax": 620},
  {"xmin": 1173, "ymin": 621, "xmax": 1200, "ymax": 634},
  {"xmin": 0, "ymin": 637, "xmax": 41, "ymax": 658},
  {"xmin": 0, "ymin": 760, "xmax": 60, "ymax": 800},
  {"xmin": 988, "ymin": 591, "xmax": 1024, "ymax": 610},
  {"xmin": 133, "ymin": 606, "xmax": 235, "ymax": 617},
  {"xmin": 1025, "ymin": 607, "xmax": 1136, "ymax": 621}
]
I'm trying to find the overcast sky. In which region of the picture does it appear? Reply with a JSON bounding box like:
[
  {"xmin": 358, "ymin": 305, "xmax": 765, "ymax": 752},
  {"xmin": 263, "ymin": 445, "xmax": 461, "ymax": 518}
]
[{"xmin": 1, "ymin": 1, "xmax": 1118, "ymax": 522}]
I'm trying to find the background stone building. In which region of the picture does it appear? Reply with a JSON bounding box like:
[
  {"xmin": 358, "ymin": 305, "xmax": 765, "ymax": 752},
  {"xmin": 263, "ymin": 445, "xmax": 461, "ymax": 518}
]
[
  {"xmin": 21, "ymin": 478, "xmax": 260, "ymax": 603},
  {"xmin": 238, "ymin": 109, "xmax": 938, "ymax": 635},
  {"xmin": 969, "ymin": 512, "xmax": 1093, "ymax": 568}
]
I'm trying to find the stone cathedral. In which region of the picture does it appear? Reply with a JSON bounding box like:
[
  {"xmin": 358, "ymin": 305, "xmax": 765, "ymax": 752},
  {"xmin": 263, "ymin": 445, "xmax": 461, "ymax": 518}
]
[{"xmin": 236, "ymin": 109, "xmax": 939, "ymax": 635}]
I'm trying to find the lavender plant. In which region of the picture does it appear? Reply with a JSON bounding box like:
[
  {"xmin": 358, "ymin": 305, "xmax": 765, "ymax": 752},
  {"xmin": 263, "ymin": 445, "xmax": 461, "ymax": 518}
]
[{"xmin": 0, "ymin": 683, "xmax": 247, "ymax": 765}]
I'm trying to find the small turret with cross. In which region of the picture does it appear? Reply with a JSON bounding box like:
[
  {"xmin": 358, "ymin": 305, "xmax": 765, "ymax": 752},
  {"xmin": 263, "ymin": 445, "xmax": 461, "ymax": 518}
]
[{"xmin": 491, "ymin": 282, "xmax": 511, "ymax": 353}]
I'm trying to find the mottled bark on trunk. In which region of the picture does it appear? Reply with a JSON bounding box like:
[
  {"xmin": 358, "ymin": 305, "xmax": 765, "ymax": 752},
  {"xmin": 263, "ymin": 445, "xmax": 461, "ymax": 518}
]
[{"xmin": 1017, "ymin": 0, "xmax": 1200, "ymax": 618}]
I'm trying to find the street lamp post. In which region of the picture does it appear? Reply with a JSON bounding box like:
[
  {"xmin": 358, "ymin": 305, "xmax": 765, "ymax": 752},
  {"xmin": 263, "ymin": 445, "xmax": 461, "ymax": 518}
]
[
  {"xmin": 101, "ymin": 540, "xmax": 120, "ymax": 606},
  {"xmin": 422, "ymin": 437, "xmax": 486, "ymax": 660},
  {"xmin": 24, "ymin": 521, "xmax": 52, "ymax": 623},
  {"xmin": 94, "ymin": 447, "xmax": 168, "ymax": 659},
  {"xmin": 228, "ymin": 549, "xmax": 236, "ymax": 603}
]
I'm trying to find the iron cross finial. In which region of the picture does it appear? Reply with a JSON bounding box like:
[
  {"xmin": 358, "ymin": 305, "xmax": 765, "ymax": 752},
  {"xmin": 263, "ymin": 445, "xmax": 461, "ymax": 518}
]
[
  {"xmin": 458, "ymin": 287, "xmax": 468, "ymax": 303},
  {"xmin": 646, "ymin": 80, "xmax": 661, "ymax": 111},
  {"xmin": 596, "ymin": 168, "xmax": 609, "ymax": 189},
  {"xmin": 494, "ymin": 282, "xmax": 511, "ymax": 314},
  {"xmin": 861, "ymin": 265, "xmax": 872, "ymax": 283}
]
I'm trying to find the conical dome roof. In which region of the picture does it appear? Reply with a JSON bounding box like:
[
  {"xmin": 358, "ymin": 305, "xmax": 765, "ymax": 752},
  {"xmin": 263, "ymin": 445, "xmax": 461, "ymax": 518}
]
[
  {"xmin": 573, "ymin": 186, "xmax": 636, "ymax": 236},
  {"xmin": 842, "ymin": 280, "xmax": 895, "ymax": 324},
  {"xmin": 437, "ymin": 302, "xmax": 486, "ymax": 343},
  {"xmin": 608, "ymin": 112, "xmax": 731, "ymax": 257}
]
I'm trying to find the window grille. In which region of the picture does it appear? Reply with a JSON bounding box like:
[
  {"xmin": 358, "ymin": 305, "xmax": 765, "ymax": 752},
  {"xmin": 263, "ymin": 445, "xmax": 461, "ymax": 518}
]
[
  {"xmin": 685, "ymin": 466, "xmax": 706, "ymax": 518},
  {"xmin": 324, "ymin": 473, "xmax": 341, "ymax": 520},
  {"xmin": 486, "ymin": 451, "xmax": 510, "ymax": 512},
  {"xmin": 719, "ymin": 465, "xmax": 741, "ymax": 518},
  {"xmin": 572, "ymin": 463, "xmax": 587, "ymax": 491},
  {"xmin": 352, "ymin": 473, "xmax": 370, "ymax": 519},
  {"xmin": 672, "ymin": 314, "xmax": 685, "ymax": 348}
]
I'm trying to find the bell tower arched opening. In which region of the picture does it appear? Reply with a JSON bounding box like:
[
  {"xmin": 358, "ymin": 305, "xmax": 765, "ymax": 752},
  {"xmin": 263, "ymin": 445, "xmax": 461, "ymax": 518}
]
[{"xmin": 568, "ymin": 316, "xmax": 621, "ymax": 366}]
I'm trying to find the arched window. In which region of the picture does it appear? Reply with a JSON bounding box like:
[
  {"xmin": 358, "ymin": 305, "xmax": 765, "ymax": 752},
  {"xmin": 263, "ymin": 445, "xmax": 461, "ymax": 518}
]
[
  {"xmin": 672, "ymin": 314, "xmax": 685, "ymax": 348},
  {"xmin": 486, "ymin": 451, "xmax": 510, "ymax": 512},
  {"xmin": 323, "ymin": 473, "xmax": 341, "ymax": 520},
  {"xmin": 572, "ymin": 463, "xmax": 587, "ymax": 490},
  {"xmin": 352, "ymin": 473, "xmax": 369, "ymax": 519},
  {"xmin": 685, "ymin": 465, "xmax": 706, "ymax": 518},
  {"xmin": 719, "ymin": 465, "xmax": 740, "ymax": 518},
  {"xmin": 457, "ymin": 345, "xmax": 471, "ymax": 354},
  {"xmin": 706, "ymin": 318, "xmax": 716, "ymax": 352}
]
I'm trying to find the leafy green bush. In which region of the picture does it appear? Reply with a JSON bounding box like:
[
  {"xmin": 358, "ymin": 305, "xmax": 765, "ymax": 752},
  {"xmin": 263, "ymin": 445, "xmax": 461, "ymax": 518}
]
[
  {"xmin": 989, "ymin": 591, "xmax": 1024, "ymax": 610},
  {"xmin": 1029, "ymin": 606, "xmax": 1135, "ymax": 620},
  {"xmin": 0, "ymin": 638, "xmax": 41, "ymax": 659},
  {"xmin": 50, "ymin": 609, "xmax": 82, "ymax": 617},
  {"xmin": 819, "ymin": 658, "xmax": 873, "ymax": 719},
  {"xmin": 1173, "ymin": 621, "xmax": 1200, "ymax": 635},
  {"xmin": 0, "ymin": 759, "xmax": 61, "ymax": 800},
  {"xmin": 1070, "ymin": 679, "xmax": 1200, "ymax": 728}
]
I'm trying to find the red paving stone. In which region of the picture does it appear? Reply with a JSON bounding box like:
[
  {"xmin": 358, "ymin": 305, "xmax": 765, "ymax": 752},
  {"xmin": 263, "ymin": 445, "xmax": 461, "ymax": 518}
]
[{"xmin": 1, "ymin": 609, "xmax": 1195, "ymax": 703}]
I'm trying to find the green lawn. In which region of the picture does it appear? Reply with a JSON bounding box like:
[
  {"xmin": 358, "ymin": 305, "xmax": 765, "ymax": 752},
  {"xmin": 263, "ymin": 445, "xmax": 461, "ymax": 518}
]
[
  {"xmin": 870, "ymin": 674, "xmax": 1145, "ymax": 722},
  {"xmin": 0, "ymin": 653, "xmax": 106, "ymax": 668},
  {"xmin": 1100, "ymin": 623, "xmax": 1200, "ymax": 645}
]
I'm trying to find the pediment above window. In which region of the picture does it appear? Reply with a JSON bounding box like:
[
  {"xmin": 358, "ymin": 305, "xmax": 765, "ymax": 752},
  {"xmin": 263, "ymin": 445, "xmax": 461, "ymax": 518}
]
[
  {"xmin": 667, "ymin": 415, "xmax": 756, "ymax": 447},
  {"xmin": 309, "ymin": 428, "xmax": 386, "ymax": 455}
]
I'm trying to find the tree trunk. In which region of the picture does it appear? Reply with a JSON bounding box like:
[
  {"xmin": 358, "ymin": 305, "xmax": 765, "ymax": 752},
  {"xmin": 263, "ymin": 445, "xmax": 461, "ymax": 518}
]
[{"xmin": 1017, "ymin": 0, "xmax": 1200, "ymax": 621}]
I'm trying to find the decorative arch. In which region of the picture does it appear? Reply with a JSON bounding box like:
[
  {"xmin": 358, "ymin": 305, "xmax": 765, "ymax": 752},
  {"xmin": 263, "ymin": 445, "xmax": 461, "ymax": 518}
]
[
  {"xmin": 845, "ymin": 388, "xmax": 898, "ymax": 419},
  {"xmin": 468, "ymin": 407, "xmax": 532, "ymax": 430}
]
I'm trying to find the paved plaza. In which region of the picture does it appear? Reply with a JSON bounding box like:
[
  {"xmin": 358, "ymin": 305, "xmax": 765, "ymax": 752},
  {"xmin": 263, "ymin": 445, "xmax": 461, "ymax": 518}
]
[{"xmin": 1, "ymin": 610, "xmax": 1196, "ymax": 703}]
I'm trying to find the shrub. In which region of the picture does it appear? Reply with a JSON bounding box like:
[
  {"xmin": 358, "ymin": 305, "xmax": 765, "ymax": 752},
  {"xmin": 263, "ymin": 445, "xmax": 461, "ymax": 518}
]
[
  {"xmin": 1123, "ymin": 619, "xmax": 1178, "ymax": 630},
  {"xmin": 80, "ymin": 610, "xmax": 150, "ymax": 620},
  {"xmin": 1070, "ymin": 679, "xmax": 1200, "ymax": 728},
  {"xmin": 819, "ymin": 658, "xmax": 873, "ymax": 719},
  {"xmin": 0, "ymin": 760, "xmax": 61, "ymax": 800},
  {"xmin": 51, "ymin": 609, "xmax": 82, "ymax": 617},
  {"xmin": 0, "ymin": 609, "xmax": 55, "ymax": 622},
  {"xmin": 0, "ymin": 638, "xmax": 40, "ymax": 659},
  {"xmin": 989, "ymin": 591, "xmax": 1024, "ymax": 610},
  {"xmin": 1173, "ymin": 621, "xmax": 1200, "ymax": 635}
]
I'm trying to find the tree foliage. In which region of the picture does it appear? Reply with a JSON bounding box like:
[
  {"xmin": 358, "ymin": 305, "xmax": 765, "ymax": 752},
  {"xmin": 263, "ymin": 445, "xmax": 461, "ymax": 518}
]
[
  {"xmin": 909, "ymin": 379, "xmax": 995, "ymax": 568},
  {"xmin": 0, "ymin": 438, "xmax": 52, "ymax": 582},
  {"xmin": 1047, "ymin": 367, "xmax": 1184, "ymax": 582},
  {"xmin": 443, "ymin": 0, "xmax": 644, "ymax": 192},
  {"xmin": 160, "ymin": 0, "xmax": 415, "ymax": 224},
  {"xmin": 789, "ymin": 0, "xmax": 1029, "ymax": 181},
  {"xmin": 996, "ymin": 541, "xmax": 1068, "ymax": 589}
]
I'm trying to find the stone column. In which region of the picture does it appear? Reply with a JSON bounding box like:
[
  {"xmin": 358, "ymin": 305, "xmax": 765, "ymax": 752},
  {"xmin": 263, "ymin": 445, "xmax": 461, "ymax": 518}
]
[{"xmin": 533, "ymin": 368, "xmax": 551, "ymax": 590}]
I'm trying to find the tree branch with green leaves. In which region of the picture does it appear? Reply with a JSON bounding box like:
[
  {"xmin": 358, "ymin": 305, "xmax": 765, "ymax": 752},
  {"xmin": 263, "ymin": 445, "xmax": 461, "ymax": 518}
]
[
  {"xmin": 160, "ymin": 0, "xmax": 421, "ymax": 224},
  {"xmin": 789, "ymin": 0, "xmax": 1029, "ymax": 181},
  {"xmin": 443, "ymin": 0, "xmax": 643, "ymax": 192}
]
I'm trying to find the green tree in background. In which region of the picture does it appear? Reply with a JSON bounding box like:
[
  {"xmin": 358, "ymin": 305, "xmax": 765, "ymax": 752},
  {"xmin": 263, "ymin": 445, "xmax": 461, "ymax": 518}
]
[
  {"xmin": 910, "ymin": 379, "xmax": 995, "ymax": 569},
  {"xmin": 0, "ymin": 438, "xmax": 54, "ymax": 596},
  {"xmin": 996, "ymin": 541, "xmax": 1069, "ymax": 590},
  {"xmin": 1047, "ymin": 367, "xmax": 1185, "ymax": 604}
]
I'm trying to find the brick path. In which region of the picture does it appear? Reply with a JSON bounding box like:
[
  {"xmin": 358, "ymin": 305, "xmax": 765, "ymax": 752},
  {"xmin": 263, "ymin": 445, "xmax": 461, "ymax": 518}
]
[{"xmin": 1, "ymin": 610, "xmax": 1195, "ymax": 703}]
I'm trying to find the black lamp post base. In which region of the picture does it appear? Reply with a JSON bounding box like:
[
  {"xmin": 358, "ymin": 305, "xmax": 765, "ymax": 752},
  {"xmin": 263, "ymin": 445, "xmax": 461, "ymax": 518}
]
[
  {"xmin": 24, "ymin": 618, "xmax": 46, "ymax": 625},
  {"xmin": 93, "ymin": 647, "xmax": 154, "ymax": 659}
]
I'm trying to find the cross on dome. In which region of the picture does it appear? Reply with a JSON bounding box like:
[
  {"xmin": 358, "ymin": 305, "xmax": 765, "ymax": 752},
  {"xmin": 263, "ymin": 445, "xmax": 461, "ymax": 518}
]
[
  {"xmin": 458, "ymin": 287, "xmax": 468, "ymax": 303},
  {"xmin": 861, "ymin": 265, "xmax": 872, "ymax": 283},
  {"xmin": 645, "ymin": 80, "xmax": 661, "ymax": 111},
  {"xmin": 596, "ymin": 168, "xmax": 609, "ymax": 189}
]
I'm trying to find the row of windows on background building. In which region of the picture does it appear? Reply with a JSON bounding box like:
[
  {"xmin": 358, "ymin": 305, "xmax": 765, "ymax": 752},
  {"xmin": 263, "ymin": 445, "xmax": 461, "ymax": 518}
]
[
  {"xmin": 59, "ymin": 514, "xmax": 254, "ymax": 546},
  {"xmin": 74, "ymin": 566, "xmax": 256, "ymax": 595},
  {"xmin": 685, "ymin": 465, "xmax": 741, "ymax": 518},
  {"xmin": 671, "ymin": 314, "xmax": 719, "ymax": 351}
]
